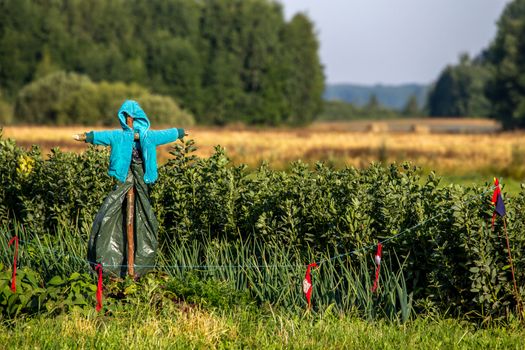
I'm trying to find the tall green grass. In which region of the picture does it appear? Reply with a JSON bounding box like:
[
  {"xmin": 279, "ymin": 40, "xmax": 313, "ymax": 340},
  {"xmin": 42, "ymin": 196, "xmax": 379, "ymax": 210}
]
[{"xmin": 1, "ymin": 222, "xmax": 414, "ymax": 322}]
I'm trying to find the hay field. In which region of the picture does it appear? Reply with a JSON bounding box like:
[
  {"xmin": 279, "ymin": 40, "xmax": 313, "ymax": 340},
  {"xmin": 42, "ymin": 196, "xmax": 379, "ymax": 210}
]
[{"xmin": 2, "ymin": 119, "xmax": 524, "ymax": 175}]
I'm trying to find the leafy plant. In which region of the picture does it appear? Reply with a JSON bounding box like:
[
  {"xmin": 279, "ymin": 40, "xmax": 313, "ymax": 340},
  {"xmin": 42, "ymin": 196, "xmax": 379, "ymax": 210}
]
[
  {"xmin": 0, "ymin": 265, "xmax": 97, "ymax": 318},
  {"xmin": 0, "ymin": 264, "xmax": 46, "ymax": 317},
  {"xmin": 1, "ymin": 135, "xmax": 524, "ymax": 319}
]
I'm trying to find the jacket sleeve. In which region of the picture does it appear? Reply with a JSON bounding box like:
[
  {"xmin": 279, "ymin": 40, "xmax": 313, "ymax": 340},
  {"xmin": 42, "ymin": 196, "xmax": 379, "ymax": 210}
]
[
  {"xmin": 85, "ymin": 130, "xmax": 119, "ymax": 146},
  {"xmin": 150, "ymin": 128, "xmax": 184, "ymax": 146}
]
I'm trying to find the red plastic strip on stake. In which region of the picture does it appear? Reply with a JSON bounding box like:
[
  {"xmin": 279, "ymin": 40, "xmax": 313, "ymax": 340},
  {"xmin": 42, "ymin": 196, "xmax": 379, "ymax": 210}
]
[
  {"xmin": 303, "ymin": 262, "xmax": 318, "ymax": 308},
  {"xmin": 95, "ymin": 264, "xmax": 103, "ymax": 312},
  {"xmin": 371, "ymin": 242, "xmax": 383, "ymax": 293},
  {"xmin": 491, "ymin": 178, "xmax": 501, "ymax": 206},
  {"xmin": 491, "ymin": 178, "xmax": 506, "ymax": 229},
  {"xmin": 491, "ymin": 178, "xmax": 500, "ymax": 229},
  {"xmin": 8, "ymin": 236, "xmax": 19, "ymax": 293}
]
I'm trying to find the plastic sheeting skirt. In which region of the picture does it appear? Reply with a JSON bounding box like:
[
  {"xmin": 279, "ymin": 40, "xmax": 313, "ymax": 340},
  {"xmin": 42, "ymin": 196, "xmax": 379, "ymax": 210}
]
[{"xmin": 88, "ymin": 157, "xmax": 159, "ymax": 277}]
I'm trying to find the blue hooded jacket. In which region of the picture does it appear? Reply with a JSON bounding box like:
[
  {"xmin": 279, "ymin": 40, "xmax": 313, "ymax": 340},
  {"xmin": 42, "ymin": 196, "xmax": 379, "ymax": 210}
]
[{"xmin": 86, "ymin": 100, "xmax": 184, "ymax": 184}]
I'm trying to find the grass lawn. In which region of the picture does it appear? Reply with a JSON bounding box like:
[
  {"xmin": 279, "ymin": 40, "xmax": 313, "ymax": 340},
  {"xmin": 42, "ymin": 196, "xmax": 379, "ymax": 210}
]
[{"xmin": 1, "ymin": 307, "xmax": 524, "ymax": 349}]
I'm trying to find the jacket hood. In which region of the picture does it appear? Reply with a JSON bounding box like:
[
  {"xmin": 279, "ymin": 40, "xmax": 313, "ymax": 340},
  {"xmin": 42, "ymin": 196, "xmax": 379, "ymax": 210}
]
[{"xmin": 118, "ymin": 100, "xmax": 150, "ymax": 135}]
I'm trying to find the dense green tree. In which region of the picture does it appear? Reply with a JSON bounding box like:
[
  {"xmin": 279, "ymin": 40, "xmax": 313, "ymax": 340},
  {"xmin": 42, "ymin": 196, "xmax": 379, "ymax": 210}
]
[
  {"xmin": 427, "ymin": 54, "xmax": 491, "ymax": 117},
  {"xmin": 0, "ymin": 0, "xmax": 325, "ymax": 125},
  {"xmin": 198, "ymin": 0, "xmax": 245, "ymax": 124},
  {"xmin": 280, "ymin": 13, "xmax": 325, "ymax": 125},
  {"xmin": 0, "ymin": 0, "xmax": 41, "ymax": 97},
  {"xmin": 485, "ymin": 0, "xmax": 525, "ymax": 129},
  {"xmin": 148, "ymin": 33, "xmax": 202, "ymax": 113},
  {"xmin": 428, "ymin": 0, "xmax": 525, "ymax": 127},
  {"xmin": 197, "ymin": 0, "xmax": 295, "ymax": 125},
  {"xmin": 235, "ymin": 0, "xmax": 287, "ymax": 124}
]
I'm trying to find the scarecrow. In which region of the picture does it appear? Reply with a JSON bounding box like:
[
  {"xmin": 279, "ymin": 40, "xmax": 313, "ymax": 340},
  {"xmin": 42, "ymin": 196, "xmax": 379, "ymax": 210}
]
[{"xmin": 74, "ymin": 100, "xmax": 186, "ymax": 278}]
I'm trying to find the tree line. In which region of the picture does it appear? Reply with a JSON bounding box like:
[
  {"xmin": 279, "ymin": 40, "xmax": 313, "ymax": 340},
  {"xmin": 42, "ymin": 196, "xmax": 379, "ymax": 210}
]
[
  {"xmin": 0, "ymin": 0, "xmax": 324, "ymax": 126},
  {"xmin": 427, "ymin": 0, "xmax": 525, "ymax": 129}
]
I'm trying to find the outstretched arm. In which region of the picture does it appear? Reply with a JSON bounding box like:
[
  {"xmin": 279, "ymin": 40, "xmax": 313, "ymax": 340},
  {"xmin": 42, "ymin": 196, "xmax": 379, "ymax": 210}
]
[
  {"xmin": 73, "ymin": 130, "xmax": 120, "ymax": 146},
  {"xmin": 150, "ymin": 128, "xmax": 186, "ymax": 146}
]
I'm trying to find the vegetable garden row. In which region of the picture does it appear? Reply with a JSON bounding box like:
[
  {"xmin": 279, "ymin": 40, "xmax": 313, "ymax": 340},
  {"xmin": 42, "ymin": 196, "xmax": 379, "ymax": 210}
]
[{"xmin": 1, "ymin": 133, "xmax": 524, "ymax": 321}]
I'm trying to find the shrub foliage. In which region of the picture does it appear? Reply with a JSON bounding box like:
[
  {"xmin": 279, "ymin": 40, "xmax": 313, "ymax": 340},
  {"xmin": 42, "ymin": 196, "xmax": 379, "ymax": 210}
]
[
  {"xmin": 14, "ymin": 71, "xmax": 195, "ymax": 126},
  {"xmin": 0, "ymin": 133, "xmax": 524, "ymax": 319}
]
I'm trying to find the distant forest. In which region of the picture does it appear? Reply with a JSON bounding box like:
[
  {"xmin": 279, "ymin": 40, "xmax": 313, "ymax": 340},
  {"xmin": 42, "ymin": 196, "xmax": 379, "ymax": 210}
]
[
  {"xmin": 426, "ymin": 0, "xmax": 525, "ymax": 129},
  {"xmin": 324, "ymin": 83, "xmax": 429, "ymax": 110},
  {"xmin": 0, "ymin": 0, "xmax": 324, "ymax": 126},
  {"xmin": 1, "ymin": 0, "xmax": 525, "ymax": 128}
]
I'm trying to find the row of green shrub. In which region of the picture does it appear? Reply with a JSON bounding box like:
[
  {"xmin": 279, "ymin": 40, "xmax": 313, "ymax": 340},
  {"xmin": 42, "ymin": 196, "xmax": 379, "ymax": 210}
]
[
  {"xmin": 0, "ymin": 262, "xmax": 248, "ymax": 318},
  {"xmin": 1, "ymin": 133, "xmax": 524, "ymax": 319},
  {"xmin": 13, "ymin": 71, "xmax": 195, "ymax": 126}
]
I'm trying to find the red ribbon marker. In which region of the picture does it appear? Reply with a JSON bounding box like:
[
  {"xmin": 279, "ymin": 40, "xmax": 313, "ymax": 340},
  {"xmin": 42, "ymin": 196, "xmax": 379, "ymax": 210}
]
[
  {"xmin": 371, "ymin": 242, "xmax": 383, "ymax": 293},
  {"xmin": 491, "ymin": 178, "xmax": 506, "ymax": 229},
  {"xmin": 8, "ymin": 236, "xmax": 19, "ymax": 293},
  {"xmin": 303, "ymin": 262, "xmax": 318, "ymax": 309},
  {"xmin": 95, "ymin": 264, "xmax": 103, "ymax": 312}
]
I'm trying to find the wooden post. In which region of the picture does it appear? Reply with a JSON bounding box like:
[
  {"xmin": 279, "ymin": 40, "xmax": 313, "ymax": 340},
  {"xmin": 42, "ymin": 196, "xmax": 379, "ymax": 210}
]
[{"xmin": 126, "ymin": 115, "xmax": 135, "ymax": 278}]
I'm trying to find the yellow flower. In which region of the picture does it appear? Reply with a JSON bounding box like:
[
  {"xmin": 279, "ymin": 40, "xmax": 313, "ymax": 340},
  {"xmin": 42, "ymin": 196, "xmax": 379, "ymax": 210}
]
[{"xmin": 17, "ymin": 154, "xmax": 34, "ymax": 177}]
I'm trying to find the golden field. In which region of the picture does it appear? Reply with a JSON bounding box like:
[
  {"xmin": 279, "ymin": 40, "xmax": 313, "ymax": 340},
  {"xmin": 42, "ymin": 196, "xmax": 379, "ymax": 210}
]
[{"xmin": 2, "ymin": 119, "xmax": 524, "ymax": 176}]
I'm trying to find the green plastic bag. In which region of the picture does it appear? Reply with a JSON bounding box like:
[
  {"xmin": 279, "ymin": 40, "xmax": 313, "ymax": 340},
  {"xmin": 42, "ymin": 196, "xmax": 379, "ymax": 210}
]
[{"xmin": 87, "ymin": 157, "xmax": 158, "ymax": 277}]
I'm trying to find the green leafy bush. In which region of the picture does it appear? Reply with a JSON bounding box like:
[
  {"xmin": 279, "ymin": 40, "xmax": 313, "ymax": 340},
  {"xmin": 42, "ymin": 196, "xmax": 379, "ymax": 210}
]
[
  {"xmin": 165, "ymin": 272, "xmax": 252, "ymax": 309},
  {"xmin": 138, "ymin": 93, "xmax": 194, "ymax": 126},
  {"xmin": 14, "ymin": 71, "xmax": 195, "ymax": 126},
  {"xmin": 1, "ymin": 135, "xmax": 524, "ymax": 319},
  {"xmin": 0, "ymin": 265, "xmax": 46, "ymax": 317},
  {"xmin": 0, "ymin": 133, "xmax": 113, "ymax": 233},
  {"xmin": 0, "ymin": 261, "xmax": 253, "ymax": 318},
  {"xmin": 14, "ymin": 72, "xmax": 94, "ymax": 125},
  {"xmin": 103, "ymin": 272, "xmax": 253, "ymax": 314},
  {"xmin": 0, "ymin": 265, "xmax": 97, "ymax": 317}
]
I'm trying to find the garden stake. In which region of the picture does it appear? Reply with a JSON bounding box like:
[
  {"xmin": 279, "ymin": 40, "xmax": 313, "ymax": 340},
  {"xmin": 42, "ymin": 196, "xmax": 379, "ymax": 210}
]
[
  {"xmin": 8, "ymin": 236, "xmax": 18, "ymax": 293},
  {"xmin": 502, "ymin": 217, "xmax": 523, "ymax": 313},
  {"xmin": 491, "ymin": 177, "xmax": 506, "ymax": 231},
  {"xmin": 303, "ymin": 262, "xmax": 317, "ymax": 310},
  {"xmin": 490, "ymin": 178, "xmax": 521, "ymax": 312},
  {"xmin": 126, "ymin": 114, "xmax": 135, "ymax": 278},
  {"xmin": 371, "ymin": 242, "xmax": 383, "ymax": 293},
  {"xmin": 95, "ymin": 263, "xmax": 103, "ymax": 312}
]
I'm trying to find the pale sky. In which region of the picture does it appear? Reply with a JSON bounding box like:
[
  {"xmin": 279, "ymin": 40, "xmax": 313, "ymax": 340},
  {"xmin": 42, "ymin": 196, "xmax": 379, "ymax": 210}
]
[{"xmin": 279, "ymin": 0, "xmax": 511, "ymax": 85}]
